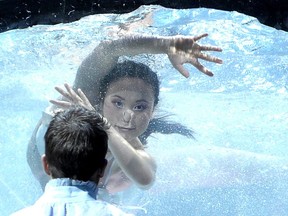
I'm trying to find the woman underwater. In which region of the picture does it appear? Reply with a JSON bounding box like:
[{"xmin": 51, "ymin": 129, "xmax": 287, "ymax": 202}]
[{"xmin": 27, "ymin": 34, "xmax": 222, "ymax": 203}]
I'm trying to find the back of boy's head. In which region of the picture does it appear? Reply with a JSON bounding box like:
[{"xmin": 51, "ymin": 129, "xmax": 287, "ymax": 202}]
[{"xmin": 44, "ymin": 106, "xmax": 108, "ymax": 181}]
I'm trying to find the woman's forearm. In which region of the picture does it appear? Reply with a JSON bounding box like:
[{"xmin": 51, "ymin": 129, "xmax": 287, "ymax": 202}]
[
  {"xmin": 106, "ymin": 126, "xmax": 156, "ymax": 189},
  {"xmin": 93, "ymin": 35, "xmax": 169, "ymax": 63},
  {"xmin": 109, "ymin": 35, "xmax": 168, "ymax": 56}
]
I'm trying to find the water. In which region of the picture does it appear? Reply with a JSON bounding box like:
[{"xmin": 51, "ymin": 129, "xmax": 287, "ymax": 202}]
[{"xmin": 0, "ymin": 5, "xmax": 287, "ymax": 216}]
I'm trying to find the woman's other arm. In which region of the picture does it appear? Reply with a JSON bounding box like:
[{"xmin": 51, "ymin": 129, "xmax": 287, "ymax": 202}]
[
  {"xmin": 27, "ymin": 118, "xmax": 50, "ymax": 190},
  {"xmin": 106, "ymin": 126, "xmax": 156, "ymax": 189}
]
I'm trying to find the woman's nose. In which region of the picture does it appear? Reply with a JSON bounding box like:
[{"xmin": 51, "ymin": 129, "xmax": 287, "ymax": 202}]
[{"xmin": 123, "ymin": 109, "xmax": 134, "ymax": 123}]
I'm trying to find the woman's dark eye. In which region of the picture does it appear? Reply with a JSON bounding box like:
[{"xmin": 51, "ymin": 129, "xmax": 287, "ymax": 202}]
[
  {"xmin": 114, "ymin": 101, "xmax": 124, "ymax": 108},
  {"xmin": 134, "ymin": 104, "xmax": 146, "ymax": 111}
]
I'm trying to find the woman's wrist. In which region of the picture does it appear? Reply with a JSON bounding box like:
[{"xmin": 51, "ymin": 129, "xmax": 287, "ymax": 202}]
[
  {"xmin": 42, "ymin": 107, "xmax": 63, "ymax": 126},
  {"xmin": 101, "ymin": 115, "xmax": 111, "ymax": 130},
  {"xmin": 152, "ymin": 36, "xmax": 170, "ymax": 53}
]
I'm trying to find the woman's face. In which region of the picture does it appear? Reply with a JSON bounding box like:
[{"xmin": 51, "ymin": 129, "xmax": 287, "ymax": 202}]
[{"xmin": 102, "ymin": 77, "xmax": 155, "ymax": 141}]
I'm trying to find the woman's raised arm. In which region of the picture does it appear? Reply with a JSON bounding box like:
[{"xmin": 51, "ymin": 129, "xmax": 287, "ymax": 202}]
[{"xmin": 73, "ymin": 34, "xmax": 222, "ymax": 98}]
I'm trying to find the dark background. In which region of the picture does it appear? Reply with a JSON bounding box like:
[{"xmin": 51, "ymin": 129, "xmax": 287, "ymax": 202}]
[{"xmin": 0, "ymin": 0, "xmax": 287, "ymax": 33}]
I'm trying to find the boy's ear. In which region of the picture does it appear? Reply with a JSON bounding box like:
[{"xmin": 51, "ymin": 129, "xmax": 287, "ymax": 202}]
[{"xmin": 41, "ymin": 154, "xmax": 51, "ymax": 176}]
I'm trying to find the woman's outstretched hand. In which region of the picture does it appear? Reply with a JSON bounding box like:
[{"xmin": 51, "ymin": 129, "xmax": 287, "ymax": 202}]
[
  {"xmin": 50, "ymin": 83, "xmax": 95, "ymax": 111},
  {"xmin": 167, "ymin": 34, "xmax": 223, "ymax": 77}
]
